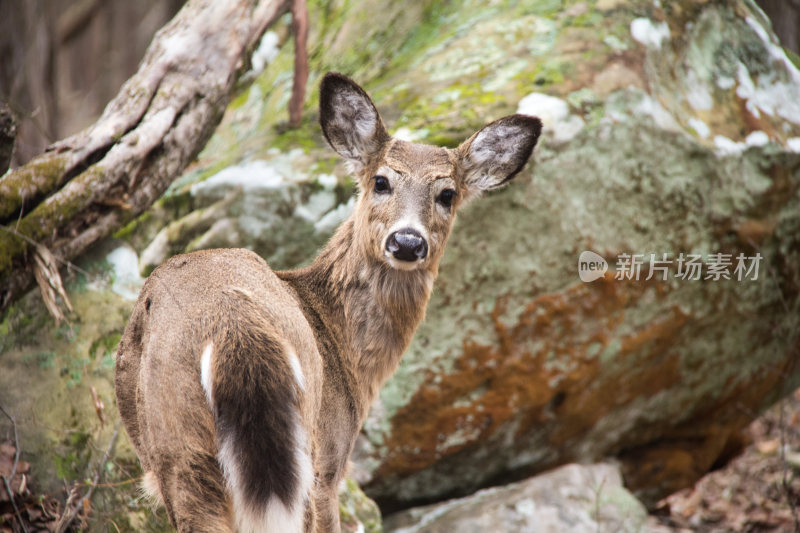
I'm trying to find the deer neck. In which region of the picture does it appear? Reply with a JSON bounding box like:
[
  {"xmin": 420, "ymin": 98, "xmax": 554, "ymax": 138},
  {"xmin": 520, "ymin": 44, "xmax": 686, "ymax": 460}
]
[{"xmin": 281, "ymin": 216, "xmax": 435, "ymax": 414}]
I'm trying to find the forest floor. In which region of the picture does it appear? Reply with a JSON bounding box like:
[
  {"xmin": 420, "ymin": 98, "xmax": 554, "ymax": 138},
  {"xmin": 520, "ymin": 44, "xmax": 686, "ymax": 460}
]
[
  {"xmin": 649, "ymin": 388, "xmax": 800, "ymax": 533},
  {"xmin": 4, "ymin": 390, "xmax": 800, "ymax": 532}
]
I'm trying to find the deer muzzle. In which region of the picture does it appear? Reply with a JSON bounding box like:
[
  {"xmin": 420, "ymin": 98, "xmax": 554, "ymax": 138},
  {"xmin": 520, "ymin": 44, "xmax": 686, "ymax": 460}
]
[{"xmin": 386, "ymin": 228, "xmax": 428, "ymax": 263}]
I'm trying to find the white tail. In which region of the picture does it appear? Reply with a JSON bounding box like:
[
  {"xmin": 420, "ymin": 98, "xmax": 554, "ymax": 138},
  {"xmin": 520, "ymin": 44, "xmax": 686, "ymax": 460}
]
[{"xmin": 115, "ymin": 72, "xmax": 541, "ymax": 532}]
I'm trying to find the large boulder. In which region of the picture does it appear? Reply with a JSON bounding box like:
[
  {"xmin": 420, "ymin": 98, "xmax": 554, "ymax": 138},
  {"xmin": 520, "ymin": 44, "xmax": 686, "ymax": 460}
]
[
  {"xmin": 132, "ymin": 0, "xmax": 800, "ymax": 511},
  {"xmin": 347, "ymin": 0, "xmax": 800, "ymax": 509}
]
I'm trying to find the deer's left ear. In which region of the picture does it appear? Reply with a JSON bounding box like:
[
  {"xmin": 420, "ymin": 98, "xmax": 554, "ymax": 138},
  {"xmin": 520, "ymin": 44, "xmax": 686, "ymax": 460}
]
[
  {"xmin": 319, "ymin": 72, "xmax": 390, "ymax": 171},
  {"xmin": 457, "ymin": 115, "xmax": 542, "ymax": 196}
]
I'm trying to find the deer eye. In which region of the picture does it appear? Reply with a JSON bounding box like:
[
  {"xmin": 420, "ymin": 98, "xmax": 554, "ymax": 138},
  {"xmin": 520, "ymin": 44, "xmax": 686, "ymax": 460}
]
[
  {"xmin": 373, "ymin": 175, "xmax": 390, "ymax": 194},
  {"xmin": 437, "ymin": 188, "xmax": 456, "ymax": 208}
]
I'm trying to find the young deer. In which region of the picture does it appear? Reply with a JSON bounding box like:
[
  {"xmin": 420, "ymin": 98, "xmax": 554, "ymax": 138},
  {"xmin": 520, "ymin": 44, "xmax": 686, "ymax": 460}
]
[{"xmin": 115, "ymin": 73, "xmax": 541, "ymax": 532}]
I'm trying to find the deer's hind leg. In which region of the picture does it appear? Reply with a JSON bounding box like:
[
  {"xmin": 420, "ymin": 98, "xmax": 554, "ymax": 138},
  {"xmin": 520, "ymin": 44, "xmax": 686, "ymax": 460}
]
[{"xmin": 152, "ymin": 449, "xmax": 235, "ymax": 533}]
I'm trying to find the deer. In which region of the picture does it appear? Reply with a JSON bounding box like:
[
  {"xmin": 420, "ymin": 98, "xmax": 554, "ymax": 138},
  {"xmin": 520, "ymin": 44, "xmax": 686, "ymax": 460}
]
[{"xmin": 115, "ymin": 72, "xmax": 541, "ymax": 532}]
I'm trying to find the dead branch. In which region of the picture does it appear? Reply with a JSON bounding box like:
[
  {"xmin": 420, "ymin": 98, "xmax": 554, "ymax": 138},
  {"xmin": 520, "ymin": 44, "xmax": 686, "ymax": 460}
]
[
  {"xmin": 0, "ymin": 0, "xmax": 296, "ymax": 317},
  {"xmin": 0, "ymin": 103, "xmax": 14, "ymax": 175}
]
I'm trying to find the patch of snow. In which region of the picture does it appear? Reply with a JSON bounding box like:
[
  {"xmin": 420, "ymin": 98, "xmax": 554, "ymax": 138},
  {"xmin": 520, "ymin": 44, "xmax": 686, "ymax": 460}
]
[
  {"xmin": 294, "ymin": 191, "xmax": 336, "ymax": 223},
  {"xmin": 735, "ymin": 62, "xmax": 800, "ymax": 124},
  {"xmin": 316, "ymin": 173, "xmax": 338, "ymax": 190},
  {"xmin": 192, "ymin": 160, "xmax": 284, "ymax": 197},
  {"xmin": 716, "ymin": 75, "xmax": 735, "ymax": 90},
  {"xmin": 714, "ymin": 135, "xmax": 746, "ymax": 156},
  {"xmin": 630, "ymin": 18, "xmax": 670, "ymax": 50},
  {"xmin": 251, "ymin": 31, "xmax": 280, "ymax": 75},
  {"xmin": 315, "ymin": 197, "xmax": 355, "ymax": 234},
  {"xmin": 687, "ymin": 117, "xmax": 710, "ymax": 139},
  {"xmin": 787, "ymin": 137, "xmax": 800, "ymax": 153},
  {"xmin": 106, "ymin": 246, "xmax": 144, "ymax": 300},
  {"xmin": 745, "ymin": 131, "xmax": 769, "ymax": 147},
  {"xmin": 191, "ymin": 155, "xmax": 309, "ymax": 199},
  {"xmin": 517, "ymin": 92, "xmax": 585, "ymax": 144}
]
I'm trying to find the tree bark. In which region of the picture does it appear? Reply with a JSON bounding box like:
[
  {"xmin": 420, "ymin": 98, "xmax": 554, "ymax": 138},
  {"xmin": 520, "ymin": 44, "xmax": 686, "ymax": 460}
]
[
  {"xmin": 289, "ymin": 0, "xmax": 309, "ymax": 127},
  {"xmin": 756, "ymin": 0, "xmax": 800, "ymax": 54},
  {"xmin": 0, "ymin": 0, "xmax": 292, "ymax": 315},
  {"xmin": 0, "ymin": 103, "xmax": 15, "ymax": 175}
]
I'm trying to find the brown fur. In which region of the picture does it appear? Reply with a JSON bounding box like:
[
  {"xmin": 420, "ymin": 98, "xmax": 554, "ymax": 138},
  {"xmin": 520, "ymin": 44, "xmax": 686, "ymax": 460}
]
[{"xmin": 115, "ymin": 73, "xmax": 541, "ymax": 532}]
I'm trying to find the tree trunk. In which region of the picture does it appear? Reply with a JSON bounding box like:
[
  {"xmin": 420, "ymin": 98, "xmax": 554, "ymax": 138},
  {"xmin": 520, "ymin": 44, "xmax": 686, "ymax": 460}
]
[
  {"xmin": 756, "ymin": 0, "xmax": 800, "ymax": 54},
  {"xmin": 0, "ymin": 0, "xmax": 292, "ymax": 315},
  {"xmin": 0, "ymin": 103, "xmax": 14, "ymax": 174}
]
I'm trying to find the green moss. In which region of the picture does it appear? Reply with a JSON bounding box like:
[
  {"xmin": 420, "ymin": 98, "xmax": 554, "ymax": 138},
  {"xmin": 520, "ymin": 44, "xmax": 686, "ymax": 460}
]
[
  {"xmin": 53, "ymin": 427, "xmax": 92, "ymax": 480},
  {"xmin": 374, "ymin": 1, "xmax": 456, "ymax": 78},
  {"xmin": 0, "ymin": 154, "xmax": 69, "ymax": 221},
  {"xmin": 571, "ymin": 10, "xmax": 604, "ymax": 28},
  {"xmin": 339, "ymin": 478, "xmax": 383, "ymax": 533},
  {"xmin": 0, "ymin": 296, "xmax": 52, "ymax": 352},
  {"xmin": 311, "ymin": 156, "xmax": 340, "ymax": 175},
  {"xmin": 25, "ymin": 350, "xmax": 57, "ymax": 369},
  {"xmin": 89, "ymin": 332, "xmax": 122, "ymax": 360},
  {"xmin": 518, "ymin": 0, "xmax": 564, "ymax": 17},
  {"xmin": 269, "ymin": 120, "xmax": 320, "ymax": 152},
  {"xmin": 518, "ymin": 57, "xmax": 573, "ymax": 89}
]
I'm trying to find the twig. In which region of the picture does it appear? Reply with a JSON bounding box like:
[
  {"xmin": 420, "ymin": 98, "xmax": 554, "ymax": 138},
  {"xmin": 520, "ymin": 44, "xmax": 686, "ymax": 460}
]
[
  {"xmin": 55, "ymin": 422, "xmax": 121, "ymax": 533},
  {"xmin": 0, "ymin": 404, "xmax": 21, "ymax": 480},
  {"xmin": 592, "ymin": 474, "xmax": 607, "ymax": 533},
  {"xmin": 0, "ymin": 403, "xmax": 29, "ymax": 533}
]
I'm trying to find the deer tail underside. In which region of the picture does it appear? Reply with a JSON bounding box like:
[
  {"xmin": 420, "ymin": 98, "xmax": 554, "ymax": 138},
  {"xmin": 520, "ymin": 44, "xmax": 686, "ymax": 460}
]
[{"xmin": 201, "ymin": 289, "xmax": 312, "ymax": 533}]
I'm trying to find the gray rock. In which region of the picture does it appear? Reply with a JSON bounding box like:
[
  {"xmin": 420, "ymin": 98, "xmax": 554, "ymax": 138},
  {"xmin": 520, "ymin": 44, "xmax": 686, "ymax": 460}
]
[{"xmin": 384, "ymin": 463, "xmax": 647, "ymax": 533}]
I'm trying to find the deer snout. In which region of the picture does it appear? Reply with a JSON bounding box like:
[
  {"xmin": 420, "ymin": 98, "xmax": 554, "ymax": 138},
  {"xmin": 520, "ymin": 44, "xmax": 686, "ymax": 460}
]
[{"xmin": 386, "ymin": 228, "xmax": 428, "ymax": 262}]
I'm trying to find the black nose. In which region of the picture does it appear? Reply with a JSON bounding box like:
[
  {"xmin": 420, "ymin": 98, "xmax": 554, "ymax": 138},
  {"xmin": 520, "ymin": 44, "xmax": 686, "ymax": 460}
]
[{"xmin": 386, "ymin": 228, "xmax": 428, "ymax": 262}]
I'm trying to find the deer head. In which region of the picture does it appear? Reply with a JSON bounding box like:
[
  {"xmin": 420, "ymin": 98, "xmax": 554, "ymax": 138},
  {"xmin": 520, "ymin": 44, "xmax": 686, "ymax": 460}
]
[{"xmin": 319, "ymin": 73, "xmax": 542, "ymax": 275}]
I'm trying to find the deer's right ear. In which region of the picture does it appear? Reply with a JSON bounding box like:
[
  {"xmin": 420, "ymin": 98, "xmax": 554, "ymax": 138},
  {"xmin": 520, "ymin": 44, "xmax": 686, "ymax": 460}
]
[{"xmin": 319, "ymin": 73, "xmax": 390, "ymax": 170}]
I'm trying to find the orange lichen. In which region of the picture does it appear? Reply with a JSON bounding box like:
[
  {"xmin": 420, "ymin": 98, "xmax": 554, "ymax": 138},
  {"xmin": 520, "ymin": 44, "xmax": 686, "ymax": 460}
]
[{"xmin": 374, "ymin": 276, "xmax": 691, "ymax": 478}]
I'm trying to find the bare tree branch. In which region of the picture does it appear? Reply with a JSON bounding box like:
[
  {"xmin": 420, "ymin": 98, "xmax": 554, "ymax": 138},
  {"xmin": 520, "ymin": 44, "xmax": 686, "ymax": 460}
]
[
  {"xmin": 0, "ymin": 0, "xmax": 295, "ymax": 316},
  {"xmin": 54, "ymin": 422, "xmax": 121, "ymax": 533},
  {"xmin": 0, "ymin": 103, "xmax": 14, "ymax": 175}
]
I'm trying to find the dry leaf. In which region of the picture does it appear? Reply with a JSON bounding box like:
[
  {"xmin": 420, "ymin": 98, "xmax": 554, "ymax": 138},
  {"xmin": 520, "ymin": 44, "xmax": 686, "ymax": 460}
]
[
  {"xmin": 90, "ymin": 386, "xmax": 105, "ymax": 427},
  {"xmin": 32, "ymin": 244, "xmax": 73, "ymax": 324}
]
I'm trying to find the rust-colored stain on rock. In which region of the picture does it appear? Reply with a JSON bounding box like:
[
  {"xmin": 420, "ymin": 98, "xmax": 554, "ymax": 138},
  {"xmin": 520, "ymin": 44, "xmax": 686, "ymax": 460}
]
[{"xmin": 376, "ymin": 276, "xmax": 689, "ymax": 478}]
